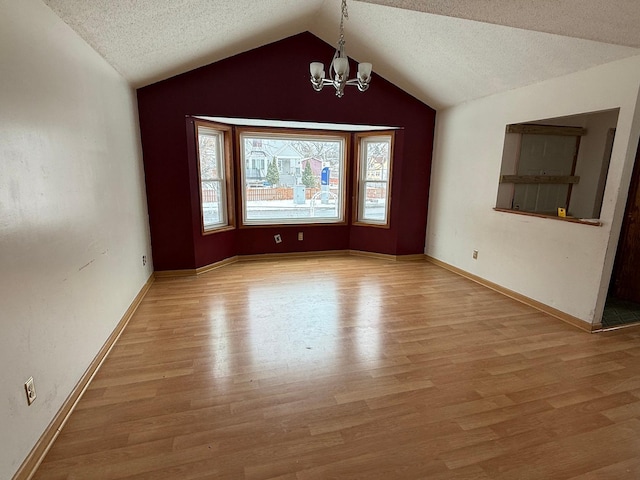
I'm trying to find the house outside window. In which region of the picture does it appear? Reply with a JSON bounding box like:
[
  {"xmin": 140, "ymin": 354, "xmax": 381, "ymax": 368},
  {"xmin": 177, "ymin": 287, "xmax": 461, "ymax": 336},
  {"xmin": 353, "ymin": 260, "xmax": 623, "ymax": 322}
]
[{"xmin": 238, "ymin": 129, "xmax": 348, "ymax": 226}]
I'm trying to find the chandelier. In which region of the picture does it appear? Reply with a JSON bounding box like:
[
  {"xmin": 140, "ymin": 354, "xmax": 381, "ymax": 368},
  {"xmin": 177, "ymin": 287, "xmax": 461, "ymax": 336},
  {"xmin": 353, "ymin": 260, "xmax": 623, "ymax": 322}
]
[{"xmin": 309, "ymin": 0, "xmax": 372, "ymax": 98}]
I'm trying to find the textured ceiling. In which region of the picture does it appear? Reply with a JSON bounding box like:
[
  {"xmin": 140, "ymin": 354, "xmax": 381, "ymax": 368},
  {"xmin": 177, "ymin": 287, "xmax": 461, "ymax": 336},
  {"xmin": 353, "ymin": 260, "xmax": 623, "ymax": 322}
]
[
  {"xmin": 41, "ymin": 0, "xmax": 324, "ymax": 88},
  {"xmin": 42, "ymin": 0, "xmax": 640, "ymax": 109},
  {"xmin": 358, "ymin": 0, "xmax": 640, "ymax": 48}
]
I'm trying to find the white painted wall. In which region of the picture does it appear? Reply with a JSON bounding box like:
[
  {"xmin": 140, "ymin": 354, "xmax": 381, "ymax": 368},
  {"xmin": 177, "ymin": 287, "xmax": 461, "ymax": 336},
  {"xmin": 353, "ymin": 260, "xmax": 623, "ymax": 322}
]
[
  {"xmin": 0, "ymin": 1, "xmax": 152, "ymax": 478},
  {"xmin": 426, "ymin": 55, "xmax": 640, "ymax": 325}
]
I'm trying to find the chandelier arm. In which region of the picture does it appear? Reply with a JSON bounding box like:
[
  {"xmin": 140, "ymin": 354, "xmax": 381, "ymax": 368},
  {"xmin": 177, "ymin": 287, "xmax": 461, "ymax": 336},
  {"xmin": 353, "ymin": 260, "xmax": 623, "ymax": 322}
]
[{"xmin": 329, "ymin": 50, "xmax": 339, "ymax": 83}]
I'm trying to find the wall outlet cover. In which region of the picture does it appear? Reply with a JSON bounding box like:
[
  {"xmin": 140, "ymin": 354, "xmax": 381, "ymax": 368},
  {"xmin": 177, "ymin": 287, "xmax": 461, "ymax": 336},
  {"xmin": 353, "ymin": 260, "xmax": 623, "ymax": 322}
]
[{"xmin": 25, "ymin": 377, "xmax": 36, "ymax": 405}]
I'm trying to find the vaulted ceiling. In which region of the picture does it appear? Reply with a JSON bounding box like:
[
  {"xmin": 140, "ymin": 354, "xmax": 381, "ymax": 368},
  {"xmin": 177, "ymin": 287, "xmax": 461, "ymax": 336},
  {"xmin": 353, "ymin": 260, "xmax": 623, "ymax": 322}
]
[{"xmin": 42, "ymin": 0, "xmax": 640, "ymax": 109}]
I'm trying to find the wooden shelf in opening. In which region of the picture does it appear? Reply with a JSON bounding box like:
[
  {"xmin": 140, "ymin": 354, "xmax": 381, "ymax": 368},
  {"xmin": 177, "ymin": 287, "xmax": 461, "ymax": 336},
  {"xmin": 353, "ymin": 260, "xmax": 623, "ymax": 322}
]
[{"xmin": 500, "ymin": 175, "xmax": 580, "ymax": 185}]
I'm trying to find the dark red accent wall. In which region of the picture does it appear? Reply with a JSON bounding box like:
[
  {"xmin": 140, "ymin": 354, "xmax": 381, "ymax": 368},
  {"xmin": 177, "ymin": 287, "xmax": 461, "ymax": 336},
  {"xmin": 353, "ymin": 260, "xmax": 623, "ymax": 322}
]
[{"xmin": 137, "ymin": 32, "xmax": 435, "ymax": 271}]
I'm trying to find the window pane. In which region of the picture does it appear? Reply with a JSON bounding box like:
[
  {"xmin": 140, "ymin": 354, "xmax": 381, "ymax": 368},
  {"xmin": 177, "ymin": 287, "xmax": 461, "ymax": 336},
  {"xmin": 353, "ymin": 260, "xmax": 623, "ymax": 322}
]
[
  {"xmin": 362, "ymin": 181, "xmax": 388, "ymax": 221},
  {"xmin": 364, "ymin": 141, "xmax": 390, "ymax": 181},
  {"xmin": 199, "ymin": 132, "xmax": 221, "ymax": 180},
  {"xmin": 201, "ymin": 180, "xmax": 224, "ymax": 227},
  {"xmin": 197, "ymin": 124, "xmax": 229, "ymax": 232},
  {"xmin": 358, "ymin": 134, "xmax": 392, "ymax": 225},
  {"xmin": 241, "ymin": 133, "xmax": 345, "ymax": 225}
]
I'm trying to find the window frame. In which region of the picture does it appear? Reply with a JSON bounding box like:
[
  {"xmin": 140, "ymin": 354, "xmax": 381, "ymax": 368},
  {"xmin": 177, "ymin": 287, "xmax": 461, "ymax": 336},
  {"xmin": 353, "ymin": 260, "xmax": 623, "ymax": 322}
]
[
  {"xmin": 194, "ymin": 120, "xmax": 235, "ymax": 234},
  {"xmin": 236, "ymin": 127, "xmax": 350, "ymax": 227},
  {"xmin": 353, "ymin": 131, "xmax": 395, "ymax": 228}
]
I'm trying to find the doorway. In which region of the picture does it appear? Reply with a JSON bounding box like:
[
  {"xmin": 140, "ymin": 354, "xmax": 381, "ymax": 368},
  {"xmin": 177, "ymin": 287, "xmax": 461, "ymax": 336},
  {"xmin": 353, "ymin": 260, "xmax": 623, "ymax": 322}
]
[{"xmin": 603, "ymin": 137, "xmax": 640, "ymax": 328}]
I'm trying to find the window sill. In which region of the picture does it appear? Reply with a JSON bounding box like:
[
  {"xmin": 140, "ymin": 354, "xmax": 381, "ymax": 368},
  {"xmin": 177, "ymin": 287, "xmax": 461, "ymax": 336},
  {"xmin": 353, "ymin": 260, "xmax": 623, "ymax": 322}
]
[
  {"xmin": 202, "ymin": 224, "xmax": 236, "ymax": 235},
  {"xmin": 352, "ymin": 221, "xmax": 391, "ymax": 229},
  {"xmin": 238, "ymin": 220, "xmax": 348, "ymax": 229},
  {"xmin": 493, "ymin": 208, "xmax": 602, "ymax": 226}
]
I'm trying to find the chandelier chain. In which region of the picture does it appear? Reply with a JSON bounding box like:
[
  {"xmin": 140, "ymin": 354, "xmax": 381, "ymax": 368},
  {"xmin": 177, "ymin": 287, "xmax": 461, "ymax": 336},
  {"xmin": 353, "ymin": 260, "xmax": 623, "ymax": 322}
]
[{"xmin": 339, "ymin": 0, "xmax": 349, "ymax": 46}]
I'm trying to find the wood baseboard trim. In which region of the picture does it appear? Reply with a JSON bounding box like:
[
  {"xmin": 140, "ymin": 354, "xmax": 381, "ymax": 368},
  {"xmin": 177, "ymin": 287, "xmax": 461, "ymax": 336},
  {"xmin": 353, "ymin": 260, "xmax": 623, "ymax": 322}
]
[
  {"xmin": 237, "ymin": 250, "xmax": 350, "ymax": 262},
  {"xmin": 348, "ymin": 250, "xmax": 426, "ymax": 261},
  {"xmin": 155, "ymin": 250, "xmax": 428, "ymax": 277},
  {"xmin": 593, "ymin": 321, "xmax": 640, "ymax": 333},
  {"xmin": 153, "ymin": 268, "xmax": 198, "ymax": 277},
  {"xmin": 154, "ymin": 257, "xmax": 241, "ymax": 278},
  {"xmin": 393, "ymin": 253, "xmax": 427, "ymax": 261},
  {"xmin": 425, "ymin": 255, "xmax": 594, "ymax": 333},
  {"xmin": 196, "ymin": 256, "xmax": 239, "ymax": 274},
  {"xmin": 13, "ymin": 274, "xmax": 155, "ymax": 480}
]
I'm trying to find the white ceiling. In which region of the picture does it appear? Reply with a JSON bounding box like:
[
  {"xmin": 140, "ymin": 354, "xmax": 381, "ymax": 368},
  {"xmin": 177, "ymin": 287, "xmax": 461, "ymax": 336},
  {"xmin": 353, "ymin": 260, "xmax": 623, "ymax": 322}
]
[
  {"xmin": 358, "ymin": 0, "xmax": 640, "ymax": 48},
  {"xmin": 42, "ymin": 0, "xmax": 640, "ymax": 109}
]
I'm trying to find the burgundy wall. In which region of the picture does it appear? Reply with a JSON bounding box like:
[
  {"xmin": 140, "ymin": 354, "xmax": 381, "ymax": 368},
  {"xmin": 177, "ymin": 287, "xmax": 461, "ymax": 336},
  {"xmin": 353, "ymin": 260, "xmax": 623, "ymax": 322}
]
[{"xmin": 137, "ymin": 32, "xmax": 435, "ymax": 271}]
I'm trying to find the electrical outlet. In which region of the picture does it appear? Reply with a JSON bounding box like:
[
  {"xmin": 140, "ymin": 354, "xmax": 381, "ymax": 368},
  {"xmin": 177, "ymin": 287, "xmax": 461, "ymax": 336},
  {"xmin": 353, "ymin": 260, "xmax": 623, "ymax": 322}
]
[
  {"xmin": 274, "ymin": 234, "xmax": 282, "ymax": 244},
  {"xmin": 25, "ymin": 377, "xmax": 36, "ymax": 405},
  {"xmin": 298, "ymin": 232, "xmax": 303, "ymax": 241},
  {"xmin": 473, "ymin": 250, "xmax": 478, "ymax": 260},
  {"xmin": 142, "ymin": 255, "xmax": 147, "ymax": 266}
]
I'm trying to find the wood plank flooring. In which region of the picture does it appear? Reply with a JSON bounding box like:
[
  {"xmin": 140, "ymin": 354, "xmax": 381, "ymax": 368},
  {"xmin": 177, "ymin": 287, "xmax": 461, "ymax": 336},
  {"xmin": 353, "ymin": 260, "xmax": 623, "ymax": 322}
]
[{"xmin": 33, "ymin": 257, "xmax": 640, "ymax": 479}]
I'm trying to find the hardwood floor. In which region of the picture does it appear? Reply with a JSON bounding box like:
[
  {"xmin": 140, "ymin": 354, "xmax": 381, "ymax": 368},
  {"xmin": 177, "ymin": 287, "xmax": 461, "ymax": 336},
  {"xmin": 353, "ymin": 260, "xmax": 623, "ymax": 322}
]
[{"xmin": 33, "ymin": 256, "xmax": 640, "ymax": 479}]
